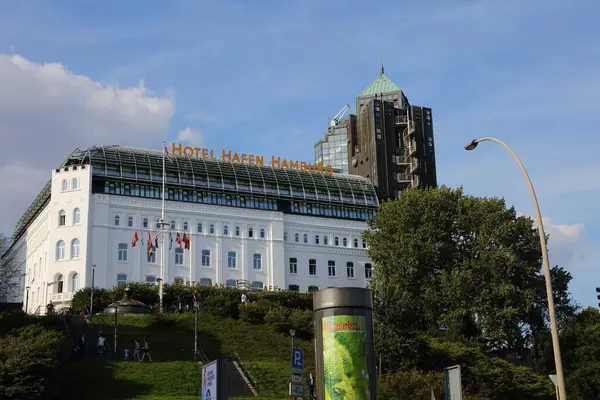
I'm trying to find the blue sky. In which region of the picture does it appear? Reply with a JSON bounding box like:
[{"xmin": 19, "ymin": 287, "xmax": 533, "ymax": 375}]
[{"xmin": 0, "ymin": 0, "xmax": 598, "ymax": 307}]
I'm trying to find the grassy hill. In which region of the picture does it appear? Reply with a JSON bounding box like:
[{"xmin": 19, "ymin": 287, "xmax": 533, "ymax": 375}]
[{"xmin": 60, "ymin": 311, "xmax": 314, "ymax": 399}]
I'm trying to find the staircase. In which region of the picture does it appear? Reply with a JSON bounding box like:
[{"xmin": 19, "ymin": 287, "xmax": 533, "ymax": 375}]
[{"xmin": 232, "ymin": 352, "xmax": 259, "ymax": 397}]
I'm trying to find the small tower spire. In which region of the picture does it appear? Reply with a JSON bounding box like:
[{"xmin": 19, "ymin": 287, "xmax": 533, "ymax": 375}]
[{"xmin": 380, "ymin": 51, "xmax": 384, "ymax": 75}]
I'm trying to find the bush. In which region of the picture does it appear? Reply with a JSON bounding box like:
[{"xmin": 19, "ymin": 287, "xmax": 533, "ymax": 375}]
[
  {"xmin": 203, "ymin": 293, "xmax": 239, "ymax": 319},
  {"xmin": 289, "ymin": 309, "xmax": 313, "ymax": 339},
  {"xmin": 379, "ymin": 369, "xmax": 444, "ymax": 400},
  {"xmin": 239, "ymin": 301, "xmax": 275, "ymax": 324},
  {"xmin": 0, "ymin": 324, "xmax": 66, "ymax": 400}
]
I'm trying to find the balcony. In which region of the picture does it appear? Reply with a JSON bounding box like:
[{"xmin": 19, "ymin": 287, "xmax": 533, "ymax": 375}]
[
  {"xmin": 395, "ymin": 115, "xmax": 408, "ymax": 125},
  {"xmin": 409, "ymin": 158, "xmax": 420, "ymax": 174},
  {"xmin": 395, "ymin": 156, "xmax": 410, "ymax": 165},
  {"xmin": 50, "ymin": 292, "xmax": 74, "ymax": 303}
]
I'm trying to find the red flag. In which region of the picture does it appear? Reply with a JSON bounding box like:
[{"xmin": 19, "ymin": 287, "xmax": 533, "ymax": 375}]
[
  {"xmin": 164, "ymin": 144, "xmax": 170, "ymax": 155},
  {"xmin": 185, "ymin": 233, "xmax": 190, "ymax": 250},
  {"xmin": 131, "ymin": 232, "xmax": 139, "ymax": 247},
  {"xmin": 147, "ymin": 232, "xmax": 154, "ymax": 257},
  {"xmin": 176, "ymin": 232, "xmax": 182, "ymax": 247}
]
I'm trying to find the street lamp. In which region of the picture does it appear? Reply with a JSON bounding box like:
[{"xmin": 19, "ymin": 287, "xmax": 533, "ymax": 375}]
[
  {"xmin": 289, "ymin": 329, "xmax": 296, "ymax": 349},
  {"xmin": 90, "ymin": 265, "xmax": 96, "ymax": 318},
  {"xmin": 464, "ymin": 137, "xmax": 566, "ymax": 400},
  {"xmin": 25, "ymin": 286, "xmax": 30, "ymax": 313},
  {"xmin": 156, "ymin": 278, "xmax": 163, "ymax": 313}
]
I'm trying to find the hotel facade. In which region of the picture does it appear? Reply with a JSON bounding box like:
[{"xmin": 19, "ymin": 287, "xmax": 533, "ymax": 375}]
[{"xmin": 3, "ymin": 146, "xmax": 379, "ymax": 313}]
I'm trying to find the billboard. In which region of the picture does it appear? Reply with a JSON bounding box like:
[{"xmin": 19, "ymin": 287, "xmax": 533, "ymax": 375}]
[
  {"xmin": 202, "ymin": 360, "xmax": 218, "ymax": 400},
  {"xmin": 322, "ymin": 315, "xmax": 370, "ymax": 399}
]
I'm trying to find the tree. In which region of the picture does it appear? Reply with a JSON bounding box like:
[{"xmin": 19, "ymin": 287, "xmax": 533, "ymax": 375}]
[
  {"xmin": 0, "ymin": 233, "xmax": 21, "ymax": 302},
  {"xmin": 364, "ymin": 187, "xmax": 574, "ymax": 363}
]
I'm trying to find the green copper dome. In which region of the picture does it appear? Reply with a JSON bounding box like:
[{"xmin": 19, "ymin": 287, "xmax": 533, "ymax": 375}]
[{"xmin": 358, "ymin": 64, "xmax": 401, "ymax": 97}]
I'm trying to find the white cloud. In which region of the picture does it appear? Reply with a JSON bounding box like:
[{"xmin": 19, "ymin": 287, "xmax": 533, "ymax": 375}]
[
  {"xmin": 176, "ymin": 127, "xmax": 204, "ymax": 145},
  {"xmin": 0, "ymin": 54, "xmax": 174, "ymax": 236}
]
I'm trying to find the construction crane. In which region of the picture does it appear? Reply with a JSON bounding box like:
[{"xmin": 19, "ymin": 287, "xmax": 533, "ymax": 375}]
[{"xmin": 329, "ymin": 104, "xmax": 351, "ymax": 127}]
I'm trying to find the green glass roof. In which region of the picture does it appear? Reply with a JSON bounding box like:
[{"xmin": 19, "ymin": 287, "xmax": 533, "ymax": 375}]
[
  {"xmin": 11, "ymin": 145, "xmax": 379, "ymax": 243},
  {"xmin": 358, "ymin": 65, "xmax": 401, "ymax": 97}
]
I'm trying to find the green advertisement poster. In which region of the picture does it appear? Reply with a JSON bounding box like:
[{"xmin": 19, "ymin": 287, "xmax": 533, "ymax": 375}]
[{"xmin": 322, "ymin": 315, "xmax": 370, "ymax": 399}]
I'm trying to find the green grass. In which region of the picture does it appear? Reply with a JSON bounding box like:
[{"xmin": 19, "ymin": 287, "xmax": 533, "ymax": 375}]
[{"xmin": 62, "ymin": 312, "xmax": 314, "ymax": 399}]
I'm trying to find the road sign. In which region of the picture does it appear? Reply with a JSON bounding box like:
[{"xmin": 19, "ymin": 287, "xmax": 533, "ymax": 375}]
[
  {"xmin": 291, "ymin": 348, "xmax": 304, "ymax": 369},
  {"xmin": 291, "ymin": 372, "xmax": 303, "ymax": 383},
  {"xmin": 289, "ymin": 382, "xmax": 304, "ymax": 397}
]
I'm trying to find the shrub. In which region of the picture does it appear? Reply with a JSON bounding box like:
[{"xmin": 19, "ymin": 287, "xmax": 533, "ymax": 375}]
[
  {"xmin": 239, "ymin": 301, "xmax": 275, "ymax": 324},
  {"xmin": 289, "ymin": 309, "xmax": 313, "ymax": 339},
  {"xmin": 0, "ymin": 324, "xmax": 66, "ymax": 400},
  {"xmin": 379, "ymin": 369, "xmax": 444, "ymax": 400},
  {"xmin": 203, "ymin": 293, "xmax": 239, "ymax": 319}
]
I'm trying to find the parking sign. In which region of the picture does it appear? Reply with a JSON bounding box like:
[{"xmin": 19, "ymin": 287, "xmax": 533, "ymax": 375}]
[{"xmin": 291, "ymin": 348, "xmax": 304, "ymax": 369}]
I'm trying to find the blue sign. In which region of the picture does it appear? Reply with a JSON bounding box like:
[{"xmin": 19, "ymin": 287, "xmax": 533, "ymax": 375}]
[{"xmin": 291, "ymin": 348, "xmax": 304, "ymax": 369}]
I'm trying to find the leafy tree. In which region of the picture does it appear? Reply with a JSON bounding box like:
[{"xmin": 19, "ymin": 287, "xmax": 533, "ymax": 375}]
[{"xmin": 0, "ymin": 233, "xmax": 21, "ymax": 302}]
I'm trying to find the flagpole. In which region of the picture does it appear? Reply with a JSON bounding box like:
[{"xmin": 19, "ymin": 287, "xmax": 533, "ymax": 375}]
[{"xmin": 159, "ymin": 142, "xmax": 168, "ymax": 313}]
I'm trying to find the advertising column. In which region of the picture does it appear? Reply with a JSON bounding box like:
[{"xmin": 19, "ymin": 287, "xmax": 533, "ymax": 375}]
[
  {"xmin": 201, "ymin": 360, "xmax": 219, "ymax": 400},
  {"xmin": 313, "ymin": 287, "xmax": 377, "ymax": 400}
]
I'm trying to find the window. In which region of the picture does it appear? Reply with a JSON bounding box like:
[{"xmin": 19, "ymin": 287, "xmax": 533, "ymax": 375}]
[
  {"xmin": 56, "ymin": 241, "xmax": 65, "ymax": 260},
  {"xmin": 315, "ymin": 235, "xmax": 320, "ymax": 244},
  {"xmin": 334, "ymin": 237, "xmax": 339, "ymax": 246},
  {"xmin": 146, "ymin": 275, "xmax": 157, "ymax": 284},
  {"xmin": 288, "ymin": 285, "xmax": 300, "ymax": 292},
  {"xmin": 303, "ymin": 234, "xmax": 308, "ymax": 244},
  {"xmin": 224, "ymin": 226, "xmax": 229, "ymax": 236},
  {"xmin": 175, "ymin": 248, "xmax": 184, "ymax": 265},
  {"xmin": 183, "ymin": 221, "xmax": 188, "ymax": 231},
  {"xmin": 117, "ymin": 274, "xmax": 128, "ymax": 286},
  {"xmin": 197, "ymin": 222, "xmax": 203, "ymax": 233},
  {"xmin": 328, "ymin": 261, "xmax": 336, "ymax": 277},
  {"xmin": 235, "ymin": 226, "xmax": 240, "ymax": 236},
  {"xmin": 228, "ymin": 251, "xmax": 237, "ymax": 268},
  {"xmin": 72, "ymin": 178, "xmax": 79, "ymax": 190},
  {"xmin": 59, "ymin": 210, "xmax": 66, "ymax": 226},
  {"xmin": 308, "ymin": 285, "xmax": 319, "ymax": 292},
  {"xmin": 284, "ymin": 232, "xmax": 288, "ymax": 241},
  {"xmin": 346, "ymin": 262, "xmax": 355, "ymax": 278},
  {"xmin": 209, "ymin": 224, "xmax": 215, "ymax": 234},
  {"xmin": 343, "ymin": 238, "xmax": 348, "ymax": 247},
  {"xmin": 147, "ymin": 250, "xmax": 156, "ymax": 263},
  {"xmin": 324, "ymin": 236, "xmax": 328, "ymax": 245},
  {"xmin": 365, "ymin": 263, "xmax": 373, "ymax": 279},
  {"xmin": 202, "ymin": 250, "xmax": 211, "ymax": 266},
  {"xmin": 362, "ymin": 240, "xmax": 366, "ymax": 249},
  {"xmin": 260, "ymin": 229, "xmax": 265, "ymax": 239},
  {"xmin": 71, "ymin": 273, "xmax": 79, "ymax": 292},
  {"xmin": 71, "ymin": 239, "xmax": 80, "ymax": 259},
  {"xmin": 309, "ymin": 259, "xmax": 317, "ymax": 276},
  {"xmin": 353, "ymin": 238, "xmax": 359, "ymax": 248},
  {"xmin": 170, "ymin": 220, "xmax": 176, "ymax": 230},
  {"xmin": 251, "ymin": 281, "xmax": 263, "ymax": 290},
  {"xmin": 56, "ymin": 274, "xmax": 64, "ymax": 293},
  {"xmin": 114, "ymin": 215, "xmax": 120, "ymax": 226},
  {"xmin": 143, "ymin": 218, "xmax": 148, "ymax": 228},
  {"xmin": 155, "ymin": 219, "xmax": 161, "ymax": 229},
  {"xmin": 253, "ymin": 254, "xmax": 262, "ymax": 270},
  {"xmin": 248, "ymin": 228, "xmax": 254, "ymax": 238},
  {"xmin": 226, "ymin": 279, "xmax": 237, "ymax": 288},
  {"xmin": 70, "ymin": 209, "xmax": 80, "ymax": 226},
  {"xmin": 289, "ymin": 258, "xmax": 297, "ymax": 274},
  {"xmin": 118, "ymin": 243, "xmax": 128, "ymax": 261},
  {"xmin": 295, "ymin": 233, "xmax": 299, "ymax": 243},
  {"xmin": 174, "ymin": 277, "xmax": 184, "ymax": 285},
  {"xmin": 200, "ymin": 278, "xmax": 212, "ymax": 286},
  {"xmin": 61, "ymin": 179, "xmax": 68, "ymax": 192},
  {"xmin": 128, "ymin": 216, "xmax": 133, "ymax": 227}
]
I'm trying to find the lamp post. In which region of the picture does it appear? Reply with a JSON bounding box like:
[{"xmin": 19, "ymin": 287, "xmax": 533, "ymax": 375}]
[
  {"xmin": 289, "ymin": 329, "xmax": 296, "ymax": 349},
  {"xmin": 25, "ymin": 286, "xmax": 30, "ymax": 313},
  {"xmin": 90, "ymin": 265, "xmax": 96, "ymax": 318},
  {"xmin": 156, "ymin": 278, "xmax": 163, "ymax": 313},
  {"xmin": 464, "ymin": 137, "xmax": 566, "ymax": 400},
  {"xmin": 45, "ymin": 282, "xmax": 56, "ymax": 314}
]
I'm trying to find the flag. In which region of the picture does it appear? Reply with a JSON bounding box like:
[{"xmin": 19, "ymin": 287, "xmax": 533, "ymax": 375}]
[
  {"xmin": 131, "ymin": 232, "xmax": 139, "ymax": 247},
  {"xmin": 193, "ymin": 290, "xmax": 197, "ymax": 303},
  {"xmin": 176, "ymin": 232, "xmax": 182, "ymax": 248},
  {"xmin": 169, "ymin": 232, "xmax": 173, "ymax": 250},
  {"xmin": 164, "ymin": 144, "xmax": 169, "ymax": 156},
  {"xmin": 147, "ymin": 232, "xmax": 153, "ymax": 257},
  {"xmin": 183, "ymin": 233, "xmax": 190, "ymax": 250},
  {"xmin": 154, "ymin": 235, "xmax": 159, "ymax": 249}
]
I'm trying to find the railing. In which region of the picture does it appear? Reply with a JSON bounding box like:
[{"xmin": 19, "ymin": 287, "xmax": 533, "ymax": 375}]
[
  {"xmin": 396, "ymin": 173, "xmax": 411, "ymax": 182},
  {"xmin": 50, "ymin": 292, "xmax": 74, "ymax": 302},
  {"xmin": 395, "ymin": 156, "xmax": 410, "ymax": 165},
  {"xmin": 395, "ymin": 115, "xmax": 408, "ymax": 124},
  {"xmin": 233, "ymin": 351, "xmax": 260, "ymax": 395}
]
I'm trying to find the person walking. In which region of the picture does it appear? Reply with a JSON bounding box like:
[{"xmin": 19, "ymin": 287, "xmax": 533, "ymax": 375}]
[
  {"xmin": 97, "ymin": 333, "xmax": 106, "ymax": 357},
  {"xmin": 133, "ymin": 340, "xmax": 141, "ymax": 361},
  {"xmin": 306, "ymin": 371, "xmax": 315, "ymax": 399},
  {"xmin": 140, "ymin": 337, "xmax": 152, "ymax": 361}
]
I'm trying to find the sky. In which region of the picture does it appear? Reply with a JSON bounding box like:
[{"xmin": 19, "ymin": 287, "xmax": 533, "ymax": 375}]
[{"xmin": 0, "ymin": 0, "xmax": 598, "ymax": 307}]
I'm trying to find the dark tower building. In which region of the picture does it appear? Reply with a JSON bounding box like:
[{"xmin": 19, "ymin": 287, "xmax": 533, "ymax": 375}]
[{"xmin": 349, "ymin": 65, "xmax": 437, "ymax": 200}]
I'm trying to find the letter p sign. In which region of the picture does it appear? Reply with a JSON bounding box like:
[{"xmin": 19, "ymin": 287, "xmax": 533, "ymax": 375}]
[{"xmin": 291, "ymin": 348, "xmax": 304, "ymax": 369}]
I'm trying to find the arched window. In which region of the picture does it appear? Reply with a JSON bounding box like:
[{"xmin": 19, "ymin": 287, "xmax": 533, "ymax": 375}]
[
  {"xmin": 209, "ymin": 224, "xmax": 215, "ymax": 234},
  {"xmin": 315, "ymin": 235, "xmax": 320, "ymax": 244},
  {"xmin": 260, "ymin": 229, "xmax": 265, "ymax": 238},
  {"xmin": 128, "ymin": 216, "xmax": 133, "ymax": 227},
  {"xmin": 71, "ymin": 239, "xmax": 80, "ymax": 259},
  {"xmin": 248, "ymin": 228, "xmax": 254, "ymax": 238},
  {"xmin": 294, "ymin": 233, "xmax": 299, "ymax": 242},
  {"xmin": 58, "ymin": 210, "xmax": 66, "ymax": 226},
  {"xmin": 183, "ymin": 221, "xmax": 189, "ymax": 231},
  {"xmin": 226, "ymin": 279, "xmax": 237, "ymax": 288},
  {"xmin": 224, "ymin": 226, "xmax": 229, "ymax": 236},
  {"xmin": 353, "ymin": 238, "xmax": 359, "ymax": 248},
  {"xmin": 197, "ymin": 223, "xmax": 203, "ymax": 233},
  {"xmin": 56, "ymin": 274, "xmax": 64, "ymax": 293},
  {"xmin": 251, "ymin": 281, "xmax": 263, "ymax": 290},
  {"xmin": 56, "ymin": 241, "xmax": 65, "ymax": 260},
  {"xmin": 73, "ymin": 208, "xmax": 81, "ymax": 225},
  {"xmin": 334, "ymin": 237, "xmax": 339, "ymax": 246},
  {"xmin": 72, "ymin": 178, "xmax": 79, "ymax": 190},
  {"xmin": 235, "ymin": 226, "xmax": 240, "ymax": 236},
  {"xmin": 61, "ymin": 179, "xmax": 68, "ymax": 192},
  {"xmin": 342, "ymin": 238, "xmax": 348, "ymax": 247},
  {"xmin": 114, "ymin": 215, "xmax": 120, "ymax": 226},
  {"xmin": 71, "ymin": 273, "xmax": 79, "ymax": 292},
  {"xmin": 117, "ymin": 274, "xmax": 128, "ymax": 286},
  {"xmin": 288, "ymin": 285, "xmax": 300, "ymax": 292},
  {"xmin": 324, "ymin": 236, "xmax": 329, "ymax": 245},
  {"xmin": 200, "ymin": 278, "xmax": 212, "ymax": 286},
  {"xmin": 170, "ymin": 220, "xmax": 176, "ymax": 230},
  {"xmin": 143, "ymin": 218, "xmax": 148, "ymax": 228},
  {"xmin": 303, "ymin": 234, "xmax": 308, "ymax": 243}
]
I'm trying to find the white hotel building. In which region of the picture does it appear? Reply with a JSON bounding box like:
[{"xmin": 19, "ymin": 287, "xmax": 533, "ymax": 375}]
[{"xmin": 3, "ymin": 146, "xmax": 379, "ymax": 314}]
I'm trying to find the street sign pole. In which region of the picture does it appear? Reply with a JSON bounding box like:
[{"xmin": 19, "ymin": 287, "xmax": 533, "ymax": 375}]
[{"xmin": 290, "ymin": 347, "xmax": 305, "ymax": 398}]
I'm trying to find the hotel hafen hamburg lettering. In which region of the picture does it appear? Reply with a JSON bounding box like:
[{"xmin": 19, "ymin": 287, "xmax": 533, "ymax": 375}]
[{"xmin": 170, "ymin": 143, "xmax": 334, "ymax": 175}]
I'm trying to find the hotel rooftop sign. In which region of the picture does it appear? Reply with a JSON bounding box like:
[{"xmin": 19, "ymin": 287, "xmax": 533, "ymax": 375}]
[{"xmin": 169, "ymin": 142, "xmax": 334, "ymax": 175}]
